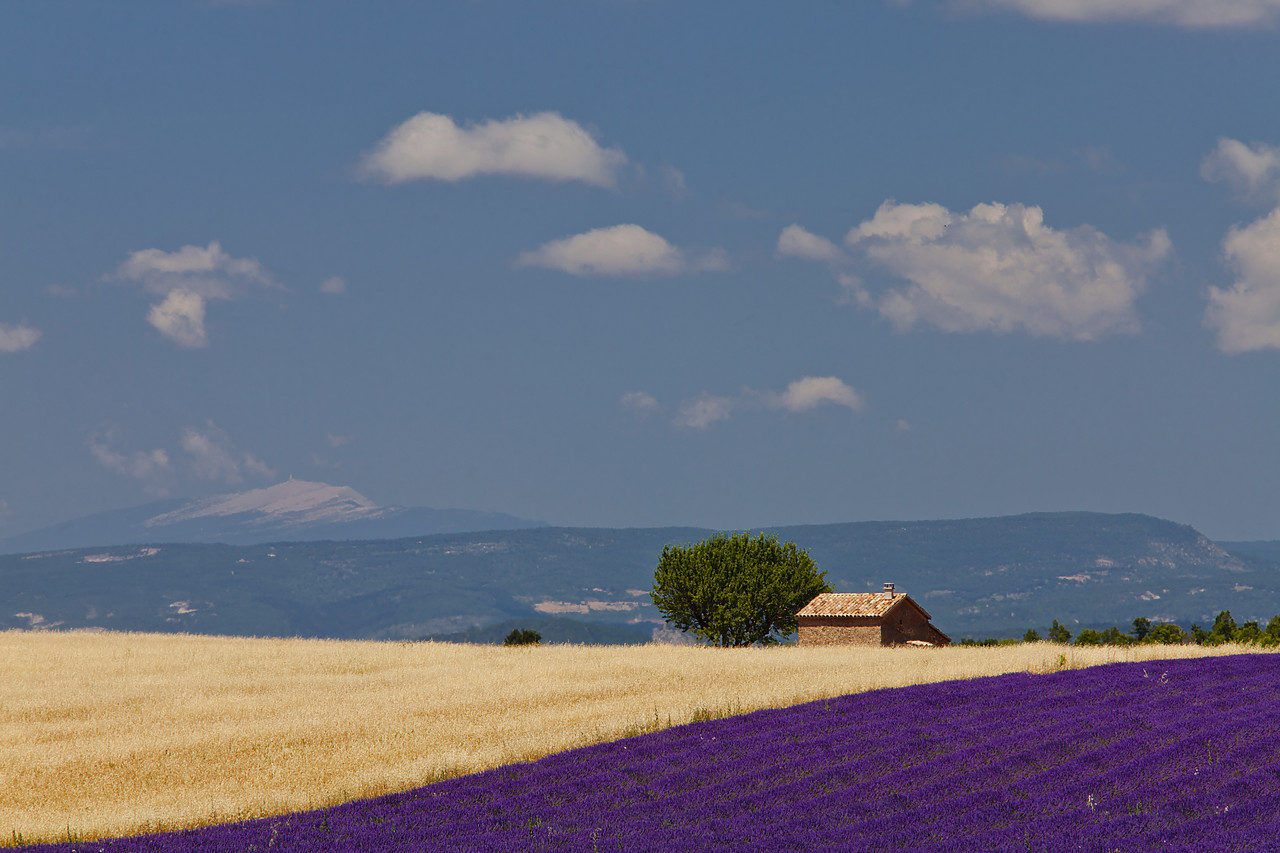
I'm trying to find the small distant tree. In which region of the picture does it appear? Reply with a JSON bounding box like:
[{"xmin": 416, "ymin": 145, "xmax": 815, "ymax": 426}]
[
  {"xmin": 651, "ymin": 532, "xmax": 832, "ymax": 647},
  {"xmin": 1208, "ymin": 610, "xmax": 1237, "ymax": 645},
  {"xmin": 1264, "ymin": 615, "xmax": 1280, "ymax": 648},
  {"xmin": 1023, "ymin": 629, "xmax": 1041, "ymax": 643},
  {"xmin": 503, "ymin": 628, "xmax": 542, "ymax": 646},
  {"xmin": 1047, "ymin": 620, "xmax": 1072, "ymax": 644},
  {"xmin": 1074, "ymin": 629, "xmax": 1103, "ymax": 647},
  {"xmin": 1131, "ymin": 617, "xmax": 1152, "ymax": 642},
  {"xmin": 1236, "ymin": 620, "xmax": 1264, "ymax": 645},
  {"xmin": 1145, "ymin": 623, "xmax": 1186, "ymax": 645},
  {"xmin": 1099, "ymin": 626, "xmax": 1130, "ymax": 646},
  {"xmin": 1190, "ymin": 623, "xmax": 1210, "ymax": 645}
]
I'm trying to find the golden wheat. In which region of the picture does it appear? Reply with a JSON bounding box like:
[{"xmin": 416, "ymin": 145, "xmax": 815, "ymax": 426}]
[{"xmin": 1, "ymin": 630, "xmax": 1269, "ymax": 845}]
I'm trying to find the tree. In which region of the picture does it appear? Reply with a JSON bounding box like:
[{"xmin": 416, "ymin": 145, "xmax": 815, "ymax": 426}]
[
  {"xmin": 1145, "ymin": 623, "xmax": 1185, "ymax": 645},
  {"xmin": 1208, "ymin": 610, "xmax": 1237, "ymax": 645},
  {"xmin": 1099, "ymin": 626, "xmax": 1130, "ymax": 646},
  {"xmin": 650, "ymin": 532, "xmax": 832, "ymax": 647},
  {"xmin": 1236, "ymin": 620, "xmax": 1264, "ymax": 645},
  {"xmin": 1074, "ymin": 629, "xmax": 1103, "ymax": 647},
  {"xmin": 1131, "ymin": 617, "xmax": 1152, "ymax": 642},
  {"xmin": 1023, "ymin": 629, "xmax": 1041, "ymax": 643},
  {"xmin": 1265, "ymin": 615, "xmax": 1280, "ymax": 648},
  {"xmin": 1047, "ymin": 620, "xmax": 1072, "ymax": 644},
  {"xmin": 503, "ymin": 628, "xmax": 541, "ymax": 646}
]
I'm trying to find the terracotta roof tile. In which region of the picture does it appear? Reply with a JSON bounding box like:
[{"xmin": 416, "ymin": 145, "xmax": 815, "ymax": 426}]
[{"xmin": 796, "ymin": 592, "xmax": 905, "ymax": 618}]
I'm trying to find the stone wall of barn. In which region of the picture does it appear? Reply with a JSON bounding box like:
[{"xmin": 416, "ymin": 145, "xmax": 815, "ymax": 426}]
[
  {"xmin": 797, "ymin": 617, "xmax": 882, "ymax": 647},
  {"xmin": 798, "ymin": 605, "xmax": 950, "ymax": 647},
  {"xmin": 881, "ymin": 604, "xmax": 943, "ymax": 645}
]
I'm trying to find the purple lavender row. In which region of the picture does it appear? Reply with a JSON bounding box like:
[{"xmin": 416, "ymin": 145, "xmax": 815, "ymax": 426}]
[{"xmin": 29, "ymin": 655, "xmax": 1280, "ymax": 853}]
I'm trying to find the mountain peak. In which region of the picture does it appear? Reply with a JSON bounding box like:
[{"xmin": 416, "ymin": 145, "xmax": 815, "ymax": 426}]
[{"xmin": 144, "ymin": 479, "xmax": 386, "ymax": 528}]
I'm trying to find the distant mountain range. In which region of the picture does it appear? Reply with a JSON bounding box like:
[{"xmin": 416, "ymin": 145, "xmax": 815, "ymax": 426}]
[
  {"xmin": 3, "ymin": 510, "xmax": 1278, "ymax": 641},
  {"xmin": 0, "ymin": 479, "xmax": 547, "ymax": 554}
]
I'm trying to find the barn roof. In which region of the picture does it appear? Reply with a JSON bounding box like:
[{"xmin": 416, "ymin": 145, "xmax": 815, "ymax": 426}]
[{"xmin": 797, "ymin": 592, "xmax": 932, "ymax": 620}]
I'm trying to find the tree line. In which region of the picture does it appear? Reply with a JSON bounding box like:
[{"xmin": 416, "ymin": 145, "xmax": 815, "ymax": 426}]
[{"xmin": 959, "ymin": 611, "xmax": 1280, "ymax": 647}]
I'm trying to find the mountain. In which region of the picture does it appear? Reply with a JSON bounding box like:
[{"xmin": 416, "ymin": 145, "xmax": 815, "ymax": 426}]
[
  {"xmin": 0, "ymin": 479, "xmax": 547, "ymax": 554},
  {"xmin": 3, "ymin": 511, "xmax": 1278, "ymax": 641}
]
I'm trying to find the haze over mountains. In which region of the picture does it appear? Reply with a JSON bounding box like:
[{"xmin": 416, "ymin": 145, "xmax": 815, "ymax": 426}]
[
  {"xmin": 0, "ymin": 479, "xmax": 546, "ymax": 554},
  {"xmin": 3, "ymin": 503, "xmax": 1278, "ymax": 641}
]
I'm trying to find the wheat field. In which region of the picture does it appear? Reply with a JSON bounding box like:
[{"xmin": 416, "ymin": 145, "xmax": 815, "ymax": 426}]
[{"xmin": 2, "ymin": 630, "xmax": 1270, "ymax": 846}]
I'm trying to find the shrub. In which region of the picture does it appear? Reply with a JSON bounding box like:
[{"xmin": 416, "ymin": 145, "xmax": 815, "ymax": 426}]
[{"xmin": 503, "ymin": 628, "xmax": 542, "ymax": 646}]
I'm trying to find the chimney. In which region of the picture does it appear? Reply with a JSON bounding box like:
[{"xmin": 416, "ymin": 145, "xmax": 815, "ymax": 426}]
[{"xmin": 883, "ymin": 582, "xmax": 895, "ymax": 599}]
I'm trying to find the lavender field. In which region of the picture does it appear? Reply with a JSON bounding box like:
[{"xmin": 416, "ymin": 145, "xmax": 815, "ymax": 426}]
[{"xmin": 30, "ymin": 654, "xmax": 1280, "ymax": 852}]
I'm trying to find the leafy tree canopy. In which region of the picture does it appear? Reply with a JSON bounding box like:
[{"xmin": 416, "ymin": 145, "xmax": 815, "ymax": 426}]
[
  {"xmin": 502, "ymin": 628, "xmax": 542, "ymax": 646},
  {"xmin": 1047, "ymin": 620, "xmax": 1072, "ymax": 644},
  {"xmin": 650, "ymin": 532, "xmax": 832, "ymax": 647},
  {"xmin": 1145, "ymin": 623, "xmax": 1186, "ymax": 645}
]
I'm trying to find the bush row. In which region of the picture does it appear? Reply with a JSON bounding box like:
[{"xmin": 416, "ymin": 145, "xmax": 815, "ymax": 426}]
[{"xmin": 958, "ymin": 610, "xmax": 1280, "ymax": 647}]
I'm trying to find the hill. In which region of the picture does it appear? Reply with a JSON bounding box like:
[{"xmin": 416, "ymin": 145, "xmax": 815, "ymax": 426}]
[
  {"xmin": 3, "ymin": 512, "xmax": 1277, "ymax": 640},
  {"xmin": 0, "ymin": 479, "xmax": 546, "ymax": 554}
]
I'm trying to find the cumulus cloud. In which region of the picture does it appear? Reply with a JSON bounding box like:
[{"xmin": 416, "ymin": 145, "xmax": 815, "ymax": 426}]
[
  {"xmin": 146, "ymin": 290, "xmax": 207, "ymax": 348},
  {"xmin": 674, "ymin": 394, "xmax": 735, "ymax": 430},
  {"xmin": 181, "ymin": 421, "xmax": 275, "ymax": 484},
  {"xmin": 671, "ymin": 376, "xmax": 865, "ymax": 430},
  {"xmin": 1201, "ymin": 138, "xmax": 1280, "ymax": 201},
  {"xmin": 517, "ymin": 224, "xmax": 728, "ymax": 277},
  {"xmin": 841, "ymin": 200, "xmax": 1171, "ymax": 340},
  {"xmin": 620, "ymin": 391, "xmax": 660, "ymax": 412},
  {"xmin": 89, "ymin": 434, "xmax": 174, "ymax": 495},
  {"xmin": 114, "ymin": 241, "xmax": 278, "ymax": 348},
  {"xmin": 777, "ymin": 224, "xmax": 847, "ymax": 264},
  {"xmin": 0, "ymin": 322, "xmax": 41, "ymax": 353},
  {"xmin": 116, "ymin": 241, "xmax": 275, "ymax": 298},
  {"xmin": 359, "ymin": 111, "xmax": 627, "ymax": 188},
  {"xmin": 765, "ymin": 376, "xmax": 865, "ymax": 413},
  {"xmin": 1205, "ymin": 207, "xmax": 1280, "ymax": 354},
  {"xmin": 955, "ymin": 0, "xmax": 1280, "ymax": 28}
]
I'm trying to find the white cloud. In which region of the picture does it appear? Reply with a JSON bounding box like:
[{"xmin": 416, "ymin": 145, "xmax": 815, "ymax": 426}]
[
  {"xmin": 777, "ymin": 224, "xmax": 847, "ymax": 264},
  {"xmin": 767, "ymin": 376, "xmax": 865, "ymax": 413},
  {"xmin": 659, "ymin": 164, "xmax": 688, "ymax": 199},
  {"xmin": 620, "ymin": 391, "xmax": 660, "ymax": 412},
  {"xmin": 1205, "ymin": 207, "xmax": 1280, "ymax": 354},
  {"xmin": 359, "ymin": 111, "xmax": 627, "ymax": 188},
  {"xmin": 955, "ymin": 0, "xmax": 1280, "ymax": 28},
  {"xmin": 0, "ymin": 322, "xmax": 41, "ymax": 353},
  {"xmin": 181, "ymin": 421, "xmax": 276, "ymax": 484},
  {"xmin": 844, "ymin": 200, "xmax": 1171, "ymax": 340},
  {"xmin": 1201, "ymin": 138, "xmax": 1280, "ymax": 201},
  {"xmin": 147, "ymin": 290, "xmax": 207, "ymax": 348},
  {"xmin": 320, "ymin": 276, "xmax": 347, "ymax": 295},
  {"xmin": 671, "ymin": 376, "xmax": 865, "ymax": 430},
  {"xmin": 674, "ymin": 394, "xmax": 735, "ymax": 430},
  {"xmin": 116, "ymin": 241, "xmax": 275, "ymax": 299},
  {"xmin": 89, "ymin": 435, "xmax": 174, "ymax": 495},
  {"xmin": 114, "ymin": 241, "xmax": 278, "ymax": 348},
  {"xmin": 517, "ymin": 224, "xmax": 728, "ymax": 277}
]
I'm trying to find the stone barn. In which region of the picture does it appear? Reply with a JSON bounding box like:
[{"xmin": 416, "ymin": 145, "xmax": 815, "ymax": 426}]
[{"xmin": 797, "ymin": 584, "xmax": 951, "ymax": 647}]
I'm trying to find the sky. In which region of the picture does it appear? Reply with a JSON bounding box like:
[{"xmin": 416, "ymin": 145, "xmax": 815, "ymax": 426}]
[{"xmin": 3, "ymin": 0, "xmax": 1280, "ymax": 542}]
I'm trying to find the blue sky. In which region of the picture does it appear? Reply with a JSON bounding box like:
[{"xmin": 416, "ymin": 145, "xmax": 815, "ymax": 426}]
[{"xmin": 3, "ymin": 0, "xmax": 1280, "ymax": 541}]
